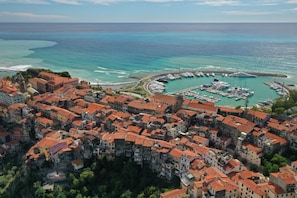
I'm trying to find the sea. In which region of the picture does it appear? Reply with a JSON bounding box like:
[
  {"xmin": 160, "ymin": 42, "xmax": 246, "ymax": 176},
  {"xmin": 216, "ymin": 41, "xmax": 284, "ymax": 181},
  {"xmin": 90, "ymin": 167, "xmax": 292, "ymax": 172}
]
[{"xmin": 0, "ymin": 23, "xmax": 297, "ymax": 106}]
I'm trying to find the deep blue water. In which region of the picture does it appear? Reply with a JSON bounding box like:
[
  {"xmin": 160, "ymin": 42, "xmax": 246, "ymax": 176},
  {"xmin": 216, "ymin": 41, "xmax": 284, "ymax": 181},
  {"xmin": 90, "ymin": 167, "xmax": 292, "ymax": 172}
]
[{"xmin": 0, "ymin": 23, "xmax": 296, "ymax": 85}]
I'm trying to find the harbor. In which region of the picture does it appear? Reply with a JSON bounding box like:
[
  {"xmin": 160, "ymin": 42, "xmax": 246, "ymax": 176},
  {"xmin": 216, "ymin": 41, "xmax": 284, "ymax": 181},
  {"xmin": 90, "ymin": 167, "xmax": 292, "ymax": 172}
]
[{"xmin": 145, "ymin": 70, "xmax": 291, "ymax": 107}]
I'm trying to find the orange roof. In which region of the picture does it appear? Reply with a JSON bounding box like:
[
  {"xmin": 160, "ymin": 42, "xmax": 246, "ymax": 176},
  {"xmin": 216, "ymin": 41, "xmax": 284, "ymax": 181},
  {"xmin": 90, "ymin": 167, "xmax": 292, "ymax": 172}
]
[
  {"xmin": 203, "ymin": 166, "xmax": 227, "ymax": 178},
  {"xmin": 143, "ymin": 138, "xmax": 154, "ymax": 147},
  {"xmin": 193, "ymin": 135, "xmax": 208, "ymax": 144},
  {"xmin": 169, "ymin": 148, "xmax": 183, "ymax": 159},
  {"xmin": 209, "ymin": 180, "xmax": 225, "ymax": 192},
  {"xmin": 267, "ymin": 121, "xmax": 289, "ymax": 132},
  {"xmin": 238, "ymin": 170, "xmax": 259, "ymax": 180},
  {"xmin": 83, "ymin": 103, "xmax": 104, "ymax": 114},
  {"xmin": 177, "ymin": 109, "xmax": 197, "ymax": 117},
  {"xmin": 128, "ymin": 99, "xmax": 169, "ymax": 114},
  {"xmin": 243, "ymin": 179, "xmax": 267, "ymax": 196},
  {"xmin": 127, "ymin": 125, "xmax": 142, "ymax": 134},
  {"xmin": 265, "ymin": 132, "xmax": 287, "ymax": 145},
  {"xmin": 156, "ymin": 139, "xmax": 174, "ymax": 149},
  {"xmin": 223, "ymin": 115, "xmax": 255, "ymax": 133},
  {"xmin": 187, "ymin": 101, "xmax": 217, "ymax": 114},
  {"xmin": 186, "ymin": 142, "xmax": 209, "ymax": 156},
  {"xmin": 114, "ymin": 132, "xmax": 126, "ymax": 140},
  {"xmin": 150, "ymin": 93, "xmax": 177, "ymax": 106},
  {"xmin": 180, "ymin": 137, "xmax": 189, "ymax": 144},
  {"xmin": 183, "ymin": 149, "xmax": 198, "ymax": 158},
  {"xmin": 35, "ymin": 117, "xmax": 53, "ymax": 125},
  {"xmin": 242, "ymin": 143, "xmax": 262, "ymax": 153},
  {"xmin": 248, "ymin": 109, "xmax": 269, "ymax": 120},
  {"xmin": 160, "ymin": 189, "xmax": 186, "ymax": 198},
  {"xmin": 125, "ymin": 132, "xmax": 139, "ymax": 142},
  {"xmin": 267, "ymin": 184, "xmax": 285, "ymax": 194}
]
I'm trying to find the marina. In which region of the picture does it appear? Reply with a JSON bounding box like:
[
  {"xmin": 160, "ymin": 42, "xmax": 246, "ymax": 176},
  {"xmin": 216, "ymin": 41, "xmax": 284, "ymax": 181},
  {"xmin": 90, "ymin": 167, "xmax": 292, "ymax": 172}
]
[{"xmin": 146, "ymin": 70, "xmax": 291, "ymax": 107}]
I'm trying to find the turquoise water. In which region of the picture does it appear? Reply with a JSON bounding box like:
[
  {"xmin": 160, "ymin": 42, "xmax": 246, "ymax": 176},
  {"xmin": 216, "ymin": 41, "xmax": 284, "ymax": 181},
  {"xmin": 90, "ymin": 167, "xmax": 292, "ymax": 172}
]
[
  {"xmin": 0, "ymin": 23, "xmax": 296, "ymax": 106},
  {"xmin": 163, "ymin": 75, "xmax": 280, "ymax": 107}
]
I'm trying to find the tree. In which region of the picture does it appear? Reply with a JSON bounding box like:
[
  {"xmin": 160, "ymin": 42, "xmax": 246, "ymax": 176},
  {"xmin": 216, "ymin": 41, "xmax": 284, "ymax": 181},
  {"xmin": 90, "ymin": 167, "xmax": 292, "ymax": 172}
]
[{"xmin": 121, "ymin": 190, "xmax": 133, "ymax": 198}]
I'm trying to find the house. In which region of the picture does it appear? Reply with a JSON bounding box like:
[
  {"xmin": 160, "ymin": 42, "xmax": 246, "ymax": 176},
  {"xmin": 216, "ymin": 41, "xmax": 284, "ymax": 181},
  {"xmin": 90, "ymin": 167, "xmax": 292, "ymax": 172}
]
[
  {"xmin": 0, "ymin": 86, "xmax": 24, "ymax": 105},
  {"xmin": 169, "ymin": 148, "xmax": 183, "ymax": 177},
  {"xmin": 246, "ymin": 109, "xmax": 270, "ymax": 127},
  {"xmin": 239, "ymin": 143, "xmax": 263, "ymax": 166},
  {"xmin": 218, "ymin": 106, "xmax": 243, "ymax": 117},
  {"xmin": 192, "ymin": 135, "xmax": 209, "ymax": 146},
  {"xmin": 221, "ymin": 115, "xmax": 255, "ymax": 144},
  {"xmin": 269, "ymin": 166, "xmax": 297, "ymax": 196},
  {"xmin": 150, "ymin": 93, "xmax": 183, "ymax": 113},
  {"xmin": 127, "ymin": 99, "xmax": 170, "ymax": 115},
  {"xmin": 71, "ymin": 158, "xmax": 84, "ymax": 171},
  {"xmin": 231, "ymin": 170, "xmax": 268, "ymax": 198}
]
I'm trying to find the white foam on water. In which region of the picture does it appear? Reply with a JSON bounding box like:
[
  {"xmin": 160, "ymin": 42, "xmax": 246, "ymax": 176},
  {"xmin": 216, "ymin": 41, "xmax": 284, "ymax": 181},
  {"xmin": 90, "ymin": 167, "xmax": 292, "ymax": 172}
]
[
  {"xmin": 97, "ymin": 66, "xmax": 108, "ymax": 70},
  {"xmin": 0, "ymin": 64, "xmax": 33, "ymax": 71},
  {"xmin": 94, "ymin": 70, "xmax": 110, "ymax": 74}
]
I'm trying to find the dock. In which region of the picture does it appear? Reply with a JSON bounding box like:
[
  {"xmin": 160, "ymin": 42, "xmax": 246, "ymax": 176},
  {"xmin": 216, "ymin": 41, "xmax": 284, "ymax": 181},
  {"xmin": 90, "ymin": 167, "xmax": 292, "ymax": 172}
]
[{"xmin": 166, "ymin": 85, "xmax": 221, "ymax": 103}]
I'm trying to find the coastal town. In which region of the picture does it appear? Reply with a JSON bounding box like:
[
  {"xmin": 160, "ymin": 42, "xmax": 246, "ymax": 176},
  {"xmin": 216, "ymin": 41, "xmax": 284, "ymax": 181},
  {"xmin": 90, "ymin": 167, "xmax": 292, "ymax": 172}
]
[{"xmin": 1, "ymin": 69, "xmax": 297, "ymax": 197}]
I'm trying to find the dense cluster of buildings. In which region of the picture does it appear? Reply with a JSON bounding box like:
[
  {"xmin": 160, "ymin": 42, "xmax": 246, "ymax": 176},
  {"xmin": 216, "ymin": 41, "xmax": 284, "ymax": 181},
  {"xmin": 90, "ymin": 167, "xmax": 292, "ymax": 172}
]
[{"xmin": 1, "ymin": 71, "xmax": 297, "ymax": 197}]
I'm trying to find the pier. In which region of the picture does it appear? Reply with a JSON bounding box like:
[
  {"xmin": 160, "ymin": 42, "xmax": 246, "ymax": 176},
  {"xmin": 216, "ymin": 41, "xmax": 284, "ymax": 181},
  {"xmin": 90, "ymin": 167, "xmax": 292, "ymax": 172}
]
[{"xmin": 166, "ymin": 85, "xmax": 221, "ymax": 103}]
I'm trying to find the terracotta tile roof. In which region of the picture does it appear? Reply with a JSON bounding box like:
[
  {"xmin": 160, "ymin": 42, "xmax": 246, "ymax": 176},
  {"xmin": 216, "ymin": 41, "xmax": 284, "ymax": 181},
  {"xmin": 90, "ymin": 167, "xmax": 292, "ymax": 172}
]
[
  {"xmin": 135, "ymin": 136, "xmax": 145, "ymax": 145},
  {"xmin": 186, "ymin": 142, "xmax": 209, "ymax": 156},
  {"xmin": 127, "ymin": 125, "xmax": 142, "ymax": 134},
  {"xmin": 267, "ymin": 121, "xmax": 289, "ymax": 132},
  {"xmin": 74, "ymin": 99, "xmax": 89, "ymax": 108},
  {"xmin": 248, "ymin": 109, "xmax": 269, "ymax": 120},
  {"xmin": 160, "ymin": 189, "xmax": 186, "ymax": 198},
  {"xmin": 100, "ymin": 95, "xmax": 110, "ymax": 104},
  {"xmin": 238, "ymin": 170, "xmax": 259, "ymax": 180},
  {"xmin": 8, "ymin": 103, "xmax": 26, "ymax": 110},
  {"xmin": 156, "ymin": 139, "xmax": 174, "ymax": 149},
  {"xmin": 267, "ymin": 184, "xmax": 285, "ymax": 194},
  {"xmin": 183, "ymin": 149, "xmax": 198, "ymax": 158},
  {"xmin": 114, "ymin": 132, "xmax": 126, "ymax": 140},
  {"xmin": 186, "ymin": 101, "xmax": 217, "ymax": 114},
  {"xmin": 219, "ymin": 106, "xmax": 243, "ymax": 114},
  {"xmin": 180, "ymin": 137, "xmax": 189, "ymax": 144},
  {"xmin": 143, "ymin": 138, "xmax": 154, "ymax": 147},
  {"xmin": 223, "ymin": 115, "xmax": 255, "ymax": 133},
  {"xmin": 140, "ymin": 113, "xmax": 151, "ymax": 123},
  {"xmin": 242, "ymin": 143, "xmax": 262, "ymax": 153},
  {"xmin": 243, "ymin": 179, "xmax": 267, "ymax": 196},
  {"xmin": 69, "ymin": 106, "xmax": 84, "ymax": 115},
  {"xmin": 203, "ymin": 166, "xmax": 227, "ymax": 178},
  {"xmin": 128, "ymin": 99, "xmax": 169, "ymax": 113},
  {"xmin": 83, "ymin": 103, "xmax": 105, "ymax": 114},
  {"xmin": 169, "ymin": 148, "xmax": 183, "ymax": 159},
  {"xmin": 125, "ymin": 132, "xmax": 139, "ymax": 142},
  {"xmin": 193, "ymin": 135, "xmax": 208, "ymax": 144},
  {"xmin": 149, "ymin": 116, "xmax": 165, "ymax": 124},
  {"xmin": 265, "ymin": 132, "xmax": 287, "ymax": 145},
  {"xmin": 170, "ymin": 114, "xmax": 182, "ymax": 122},
  {"xmin": 35, "ymin": 117, "xmax": 53, "ymax": 125},
  {"xmin": 209, "ymin": 180, "xmax": 225, "ymax": 192},
  {"xmin": 177, "ymin": 109, "xmax": 197, "ymax": 117},
  {"xmin": 150, "ymin": 93, "xmax": 177, "ymax": 106},
  {"xmin": 273, "ymin": 172, "xmax": 297, "ymax": 185}
]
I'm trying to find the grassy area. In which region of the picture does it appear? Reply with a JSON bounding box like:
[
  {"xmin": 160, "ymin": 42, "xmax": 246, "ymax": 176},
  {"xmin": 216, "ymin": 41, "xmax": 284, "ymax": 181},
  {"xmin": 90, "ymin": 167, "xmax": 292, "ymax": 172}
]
[{"xmin": 120, "ymin": 80, "xmax": 150, "ymax": 97}]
